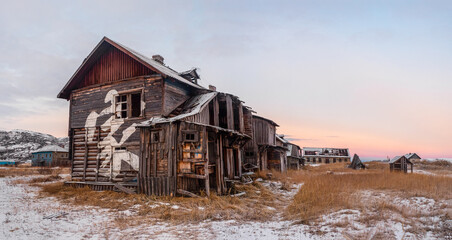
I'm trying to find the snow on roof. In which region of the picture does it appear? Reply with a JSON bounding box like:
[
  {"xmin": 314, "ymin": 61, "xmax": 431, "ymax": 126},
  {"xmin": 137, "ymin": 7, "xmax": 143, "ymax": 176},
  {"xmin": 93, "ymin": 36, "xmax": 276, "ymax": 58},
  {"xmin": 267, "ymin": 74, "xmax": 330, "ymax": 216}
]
[
  {"xmin": 275, "ymin": 134, "xmax": 288, "ymax": 144},
  {"xmin": 390, "ymin": 156, "xmax": 403, "ymax": 163},
  {"xmin": 32, "ymin": 145, "xmax": 68, "ymax": 153},
  {"xmin": 404, "ymin": 153, "xmax": 420, "ymax": 159}
]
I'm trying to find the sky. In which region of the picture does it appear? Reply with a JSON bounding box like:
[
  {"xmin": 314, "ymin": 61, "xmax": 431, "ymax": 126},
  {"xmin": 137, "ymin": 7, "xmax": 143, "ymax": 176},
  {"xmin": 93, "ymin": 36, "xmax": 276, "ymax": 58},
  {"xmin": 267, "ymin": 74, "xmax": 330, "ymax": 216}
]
[{"xmin": 0, "ymin": 0, "xmax": 451, "ymax": 159}]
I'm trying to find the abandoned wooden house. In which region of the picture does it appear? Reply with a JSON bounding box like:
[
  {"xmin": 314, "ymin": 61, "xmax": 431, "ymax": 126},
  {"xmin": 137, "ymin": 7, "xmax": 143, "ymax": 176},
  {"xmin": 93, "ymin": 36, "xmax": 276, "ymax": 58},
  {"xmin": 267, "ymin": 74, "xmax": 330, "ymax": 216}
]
[
  {"xmin": 137, "ymin": 91, "xmax": 253, "ymax": 196},
  {"xmin": 389, "ymin": 155, "xmax": 413, "ymax": 173},
  {"xmin": 57, "ymin": 36, "xmax": 254, "ymax": 196},
  {"xmin": 286, "ymin": 142, "xmax": 303, "ymax": 170},
  {"xmin": 349, "ymin": 154, "xmax": 365, "ymax": 169},
  {"xmin": 31, "ymin": 145, "xmax": 70, "ymax": 167},
  {"xmin": 404, "ymin": 153, "xmax": 421, "ymax": 162},
  {"xmin": 302, "ymin": 147, "xmax": 350, "ymax": 164},
  {"xmin": 242, "ymin": 116, "xmax": 289, "ymax": 172}
]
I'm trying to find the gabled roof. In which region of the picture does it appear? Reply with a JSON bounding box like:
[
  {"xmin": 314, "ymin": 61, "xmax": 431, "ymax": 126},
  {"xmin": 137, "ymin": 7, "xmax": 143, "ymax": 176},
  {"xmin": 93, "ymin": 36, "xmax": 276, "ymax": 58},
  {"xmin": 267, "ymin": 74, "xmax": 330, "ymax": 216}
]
[
  {"xmin": 389, "ymin": 155, "xmax": 413, "ymax": 164},
  {"xmin": 404, "ymin": 153, "xmax": 421, "ymax": 160},
  {"xmin": 32, "ymin": 145, "xmax": 68, "ymax": 153},
  {"xmin": 390, "ymin": 156, "xmax": 402, "ymax": 163},
  {"xmin": 58, "ymin": 36, "xmax": 203, "ymax": 99},
  {"xmin": 252, "ymin": 115, "xmax": 279, "ymax": 127}
]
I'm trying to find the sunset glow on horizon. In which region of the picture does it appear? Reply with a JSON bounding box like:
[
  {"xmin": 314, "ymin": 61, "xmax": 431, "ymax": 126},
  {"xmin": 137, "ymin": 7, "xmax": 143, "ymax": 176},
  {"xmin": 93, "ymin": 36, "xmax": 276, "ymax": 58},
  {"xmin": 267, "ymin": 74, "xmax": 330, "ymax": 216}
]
[{"xmin": 1, "ymin": 1, "xmax": 451, "ymax": 160}]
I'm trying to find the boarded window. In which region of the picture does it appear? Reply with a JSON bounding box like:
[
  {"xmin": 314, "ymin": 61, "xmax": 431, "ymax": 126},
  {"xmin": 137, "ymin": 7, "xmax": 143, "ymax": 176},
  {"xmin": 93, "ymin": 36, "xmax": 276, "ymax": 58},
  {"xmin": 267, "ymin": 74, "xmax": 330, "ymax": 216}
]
[{"xmin": 115, "ymin": 91, "xmax": 142, "ymax": 119}]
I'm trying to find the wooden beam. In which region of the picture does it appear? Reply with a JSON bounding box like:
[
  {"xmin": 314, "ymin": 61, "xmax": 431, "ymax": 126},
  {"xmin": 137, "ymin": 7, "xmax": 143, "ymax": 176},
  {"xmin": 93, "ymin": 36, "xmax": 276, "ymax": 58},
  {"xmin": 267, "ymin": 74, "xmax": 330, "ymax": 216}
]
[
  {"xmin": 113, "ymin": 183, "xmax": 135, "ymax": 194},
  {"xmin": 83, "ymin": 128, "xmax": 88, "ymax": 181},
  {"xmin": 177, "ymin": 189, "xmax": 200, "ymax": 198}
]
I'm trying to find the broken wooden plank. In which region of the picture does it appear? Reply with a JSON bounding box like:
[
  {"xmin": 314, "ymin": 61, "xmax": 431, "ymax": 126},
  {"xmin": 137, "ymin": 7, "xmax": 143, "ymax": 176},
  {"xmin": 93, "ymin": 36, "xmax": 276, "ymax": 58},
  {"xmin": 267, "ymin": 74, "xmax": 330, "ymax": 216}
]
[
  {"xmin": 177, "ymin": 189, "xmax": 200, "ymax": 198},
  {"xmin": 114, "ymin": 183, "xmax": 135, "ymax": 194},
  {"xmin": 230, "ymin": 191, "xmax": 246, "ymax": 197}
]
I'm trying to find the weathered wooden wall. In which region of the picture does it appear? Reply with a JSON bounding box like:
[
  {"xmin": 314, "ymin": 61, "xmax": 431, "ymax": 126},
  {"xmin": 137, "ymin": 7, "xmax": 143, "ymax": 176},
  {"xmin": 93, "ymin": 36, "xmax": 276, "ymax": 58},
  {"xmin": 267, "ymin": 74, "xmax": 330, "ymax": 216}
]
[
  {"xmin": 252, "ymin": 117, "xmax": 276, "ymax": 146},
  {"xmin": 163, "ymin": 79, "xmax": 191, "ymax": 116},
  {"xmin": 70, "ymin": 76, "xmax": 163, "ymax": 130},
  {"xmin": 69, "ymin": 76, "xmax": 163, "ymax": 182},
  {"xmin": 139, "ymin": 124, "xmax": 178, "ymax": 196},
  {"xmin": 77, "ymin": 45, "xmax": 154, "ymax": 89}
]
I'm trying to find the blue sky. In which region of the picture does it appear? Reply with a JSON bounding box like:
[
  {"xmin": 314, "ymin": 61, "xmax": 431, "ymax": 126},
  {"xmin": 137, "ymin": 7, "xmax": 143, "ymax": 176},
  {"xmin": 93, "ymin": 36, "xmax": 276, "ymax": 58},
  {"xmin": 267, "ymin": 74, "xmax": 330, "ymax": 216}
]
[{"xmin": 0, "ymin": 0, "xmax": 451, "ymax": 159}]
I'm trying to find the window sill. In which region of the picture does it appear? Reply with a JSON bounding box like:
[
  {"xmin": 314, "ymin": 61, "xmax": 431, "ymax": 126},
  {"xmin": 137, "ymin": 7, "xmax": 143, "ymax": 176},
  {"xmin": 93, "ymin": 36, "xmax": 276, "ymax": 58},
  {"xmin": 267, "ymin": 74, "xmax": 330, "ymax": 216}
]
[{"xmin": 112, "ymin": 116, "xmax": 145, "ymax": 123}]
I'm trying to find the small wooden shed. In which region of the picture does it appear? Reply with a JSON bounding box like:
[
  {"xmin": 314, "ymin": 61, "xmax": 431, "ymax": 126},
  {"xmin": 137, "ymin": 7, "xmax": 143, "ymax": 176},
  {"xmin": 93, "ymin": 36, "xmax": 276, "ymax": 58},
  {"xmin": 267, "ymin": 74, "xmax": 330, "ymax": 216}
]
[
  {"xmin": 243, "ymin": 116, "xmax": 288, "ymax": 172},
  {"xmin": 389, "ymin": 155, "xmax": 413, "ymax": 173}
]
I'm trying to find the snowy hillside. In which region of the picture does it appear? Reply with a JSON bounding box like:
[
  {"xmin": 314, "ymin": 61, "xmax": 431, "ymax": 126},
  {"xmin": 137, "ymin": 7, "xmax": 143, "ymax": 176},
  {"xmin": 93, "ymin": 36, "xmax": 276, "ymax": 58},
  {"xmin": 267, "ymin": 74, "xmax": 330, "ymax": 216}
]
[{"xmin": 0, "ymin": 129, "xmax": 68, "ymax": 162}]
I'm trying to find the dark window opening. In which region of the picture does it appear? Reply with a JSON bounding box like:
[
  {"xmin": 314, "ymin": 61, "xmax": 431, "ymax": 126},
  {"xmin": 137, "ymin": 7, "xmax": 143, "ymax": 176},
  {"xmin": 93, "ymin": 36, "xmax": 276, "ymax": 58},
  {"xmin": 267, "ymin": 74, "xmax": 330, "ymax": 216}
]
[
  {"xmin": 186, "ymin": 133, "xmax": 195, "ymax": 141},
  {"xmin": 152, "ymin": 132, "xmax": 160, "ymax": 143},
  {"xmin": 208, "ymin": 101, "xmax": 215, "ymax": 126},
  {"xmin": 131, "ymin": 93, "xmax": 141, "ymax": 118},
  {"xmin": 233, "ymin": 104, "xmax": 240, "ymax": 131},
  {"xmin": 245, "ymin": 151, "xmax": 254, "ymax": 157},
  {"xmin": 218, "ymin": 100, "xmax": 227, "ymax": 129},
  {"xmin": 183, "ymin": 131, "xmax": 198, "ymax": 142}
]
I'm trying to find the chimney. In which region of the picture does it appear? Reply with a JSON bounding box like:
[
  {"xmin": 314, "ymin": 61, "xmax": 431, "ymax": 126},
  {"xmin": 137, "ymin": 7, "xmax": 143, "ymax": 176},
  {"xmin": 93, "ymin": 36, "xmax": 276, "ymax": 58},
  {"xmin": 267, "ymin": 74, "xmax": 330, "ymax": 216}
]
[
  {"xmin": 208, "ymin": 85, "xmax": 216, "ymax": 91},
  {"xmin": 152, "ymin": 55, "xmax": 164, "ymax": 65}
]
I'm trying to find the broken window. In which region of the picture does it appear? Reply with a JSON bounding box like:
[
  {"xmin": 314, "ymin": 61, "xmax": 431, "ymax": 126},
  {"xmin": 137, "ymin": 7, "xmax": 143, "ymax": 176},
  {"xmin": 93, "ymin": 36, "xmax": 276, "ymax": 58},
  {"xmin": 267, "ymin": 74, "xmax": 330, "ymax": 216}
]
[
  {"xmin": 151, "ymin": 131, "xmax": 160, "ymax": 143},
  {"xmin": 182, "ymin": 130, "xmax": 201, "ymax": 160},
  {"xmin": 115, "ymin": 91, "xmax": 142, "ymax": 119}
]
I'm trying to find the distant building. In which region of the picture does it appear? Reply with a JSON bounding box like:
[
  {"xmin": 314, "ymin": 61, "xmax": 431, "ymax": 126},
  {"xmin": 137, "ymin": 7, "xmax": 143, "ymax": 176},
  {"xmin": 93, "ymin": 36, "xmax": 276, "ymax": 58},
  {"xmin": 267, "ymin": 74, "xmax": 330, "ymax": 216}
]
[
  {"xmin": 302, "ymin": 147, "xmax": 350, "ymax": 164},
  {"xmin": 0, "ymin": 160, "xmax": 19, "ymax": 166},
  {"xmin": 389, "ymin": 155, "xmax": 413, "ymax": 173},
  {"xmin": 31, "ymin": 145, "xmax": 69, "ymax": 167}
]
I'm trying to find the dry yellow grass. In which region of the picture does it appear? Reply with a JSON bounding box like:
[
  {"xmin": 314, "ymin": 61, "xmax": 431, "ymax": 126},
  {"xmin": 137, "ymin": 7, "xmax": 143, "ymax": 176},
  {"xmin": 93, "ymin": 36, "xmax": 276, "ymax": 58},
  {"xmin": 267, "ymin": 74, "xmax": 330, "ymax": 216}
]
[
  {"xmin": 0, "ymin": 166, "xmax": 70, "ymax": 178},
  {"xmin": 39, "ymin": 181, "xmax": 281, "ymax": 224},
  {"xmin": 286, "ymin": 171, "xmax": 452, "ymax": 222}
]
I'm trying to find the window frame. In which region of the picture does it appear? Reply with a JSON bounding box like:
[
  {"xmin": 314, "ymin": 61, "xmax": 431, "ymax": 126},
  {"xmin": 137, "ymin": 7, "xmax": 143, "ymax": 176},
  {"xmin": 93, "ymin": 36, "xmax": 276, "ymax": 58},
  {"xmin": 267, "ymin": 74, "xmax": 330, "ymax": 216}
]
[
  {"xmin": 114, "ymin": 88, "xmax": 144, "ymax": 120},
  {"xmin": 182, "ymin": 130, "xmax": 199, "ymax": 143}
]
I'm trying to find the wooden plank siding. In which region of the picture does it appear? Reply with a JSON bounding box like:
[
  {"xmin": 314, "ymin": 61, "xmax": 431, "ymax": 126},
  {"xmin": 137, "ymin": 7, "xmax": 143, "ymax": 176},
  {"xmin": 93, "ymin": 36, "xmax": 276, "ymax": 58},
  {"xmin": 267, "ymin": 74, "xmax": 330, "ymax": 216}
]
[
  {"xmin": 252, "ymin": 117, "xmax": 276, "ymax": 146},
  {"xmin": 78, "ymin": 45, "xmax": 154, "ymax": 89}
]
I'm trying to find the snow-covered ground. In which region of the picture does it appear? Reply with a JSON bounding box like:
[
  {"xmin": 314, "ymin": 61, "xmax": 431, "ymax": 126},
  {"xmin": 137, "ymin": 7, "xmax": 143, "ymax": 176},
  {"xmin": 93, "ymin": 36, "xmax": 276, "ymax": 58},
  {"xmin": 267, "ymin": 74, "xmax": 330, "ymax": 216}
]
[{"xmin": 0, "ymin": 174, "xmax": 450, "ymax": 239}]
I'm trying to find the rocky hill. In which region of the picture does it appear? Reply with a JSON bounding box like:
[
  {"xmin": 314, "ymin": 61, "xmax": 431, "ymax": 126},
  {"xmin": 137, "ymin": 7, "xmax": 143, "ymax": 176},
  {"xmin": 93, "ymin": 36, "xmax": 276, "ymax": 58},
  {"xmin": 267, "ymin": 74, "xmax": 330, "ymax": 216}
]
[{"xmin": 0, "ymin": 129, "xmax": 68, "ymax": 162}]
